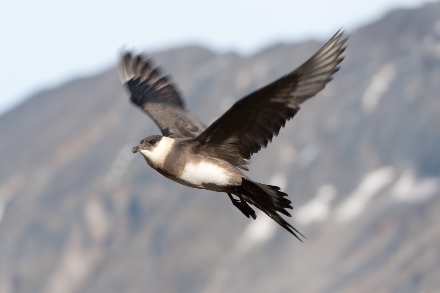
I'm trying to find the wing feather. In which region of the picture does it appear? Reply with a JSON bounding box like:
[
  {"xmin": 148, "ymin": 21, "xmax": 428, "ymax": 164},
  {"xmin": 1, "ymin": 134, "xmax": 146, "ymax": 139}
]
[
  {"xmin": 118, "ymin": 53, "xmax": 206, "ymax": 139},
  {"xmin": 194, "ymin": 31, "xmax": 347, "ymax": 169}
]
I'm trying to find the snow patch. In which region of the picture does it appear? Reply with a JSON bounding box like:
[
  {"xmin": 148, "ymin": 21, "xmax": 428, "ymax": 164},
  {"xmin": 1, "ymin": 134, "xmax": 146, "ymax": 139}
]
[
  {"xmin": 104, "ymin": 145, "xmax": 135, "ymax": 190},
  {"xmin": 391, "ymin": 169, "xmax": 440, "ymax": 202},
  {"xmin": 84, "ymin": 197, "xmax": 110, "ymax": 242},
  {"xmin": 335, "ymin": 167, "xmax": 395, "ymax": 223},
  {"xmin": 362, "ymin": 63, "xmax": 396, "ymax": 114},
  {"xmin": 0, "ymin": 174, "xmax": 24, "ymax": 224},
  {"xmin": 269, "ymin": 173, "xmax": 288, "ymax": 190},
  {"xmin": 298, "ymin": 143, "xmax": 321, "ymax": 167},
  {"xmin": 44, "ymin": 226, "xmax": 102, "ymax": 293},
  {"xmin": 279, "ymin": 145, "xmax": 296, "ymax": 164},
  {"xmin": 295, "ymin": 185, "xmax": 337, "ymax": 225},
  {"xmin": 423, "ymin": 34, "xmax": 440, "ymax": 58},
  {"xmin": 235, "ymin": 211, "xmax": 277, "ymax": 254}
]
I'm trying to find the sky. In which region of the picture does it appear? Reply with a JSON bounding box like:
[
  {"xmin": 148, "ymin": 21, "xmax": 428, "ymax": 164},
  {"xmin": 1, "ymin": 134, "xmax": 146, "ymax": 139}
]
[{"xmin": 0, "ymin": 0, "xmax": 431, "ymax": 116}]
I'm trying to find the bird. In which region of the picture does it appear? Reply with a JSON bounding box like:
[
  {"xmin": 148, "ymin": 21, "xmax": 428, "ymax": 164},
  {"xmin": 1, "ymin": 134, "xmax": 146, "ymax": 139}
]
[{"xmin": 118, "ymin": 31, "xmax": 347, "ymax": 241}]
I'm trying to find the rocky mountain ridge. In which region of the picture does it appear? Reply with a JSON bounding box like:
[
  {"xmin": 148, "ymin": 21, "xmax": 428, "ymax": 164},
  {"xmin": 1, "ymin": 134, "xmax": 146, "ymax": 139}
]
[{"xmin": 1, "ymin": 2, "xmax": 440, "ymax": 293}]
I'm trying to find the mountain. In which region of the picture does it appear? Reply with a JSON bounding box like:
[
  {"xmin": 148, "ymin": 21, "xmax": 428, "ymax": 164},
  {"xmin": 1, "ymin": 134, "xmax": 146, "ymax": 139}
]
[{"xmin": 1, "ymin": 2, "xmax": 440, "ymax": 293}]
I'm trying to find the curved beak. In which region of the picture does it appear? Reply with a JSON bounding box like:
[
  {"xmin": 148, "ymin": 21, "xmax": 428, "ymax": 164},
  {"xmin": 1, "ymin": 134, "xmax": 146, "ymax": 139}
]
[{"xmin": 132, "ymin": 145, "xmax": 140, "ymax": 153}]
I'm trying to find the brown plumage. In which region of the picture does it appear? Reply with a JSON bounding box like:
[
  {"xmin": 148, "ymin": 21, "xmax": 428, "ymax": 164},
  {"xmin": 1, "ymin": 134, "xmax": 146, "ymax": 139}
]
[
  {"xmin": 194, "ymin": 31, "xmax": 346, "ymax": 170},
  {"xmin": 118, "ymin": 31, "xmax": 347, "ymax": 241}
]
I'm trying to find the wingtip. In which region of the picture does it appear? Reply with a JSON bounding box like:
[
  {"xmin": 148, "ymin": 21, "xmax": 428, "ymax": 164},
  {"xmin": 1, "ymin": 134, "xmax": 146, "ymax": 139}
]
[
  {"xmin": 336, "ymin": 27, "xmax": 345, "ymax": 36},
  {"xmin": 268, "ymin": 210, "xmax": 306, "ymax": 242},
  {"xmin": 332, "ymin": 28, "xmax": 349, "ymax": 45},
  {"xmin": 117, "ymin": 51, "xmax": 135, "ymax": 84},
  {"xmin": 290, "ymin": 228, "xmax": 305, "ymax": 242}
]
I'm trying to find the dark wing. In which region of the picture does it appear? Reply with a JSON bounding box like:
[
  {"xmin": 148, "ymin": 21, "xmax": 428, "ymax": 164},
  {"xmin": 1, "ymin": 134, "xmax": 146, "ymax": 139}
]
[
  {"xmin": 118, "ymin": 53, "xmax": 206, "ymax": 139},
  {"xmin": 194, "ymin": 31, "xmax": 347, "ymax": 170}
]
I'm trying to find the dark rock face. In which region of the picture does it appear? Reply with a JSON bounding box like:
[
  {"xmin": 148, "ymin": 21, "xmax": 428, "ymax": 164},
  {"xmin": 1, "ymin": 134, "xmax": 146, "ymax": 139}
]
[{"xmin": 1, "ymin": 3, "xmax": 440, "ymax": 293}]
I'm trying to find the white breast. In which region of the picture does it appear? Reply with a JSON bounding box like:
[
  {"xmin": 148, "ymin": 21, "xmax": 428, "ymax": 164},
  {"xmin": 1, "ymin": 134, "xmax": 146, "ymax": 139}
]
[{"xmin": 180, "ymin": 161, "xmax": 231, "ymax": 188}]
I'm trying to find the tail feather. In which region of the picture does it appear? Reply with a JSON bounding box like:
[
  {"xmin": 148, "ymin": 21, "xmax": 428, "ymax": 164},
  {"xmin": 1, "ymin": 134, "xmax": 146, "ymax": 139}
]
[{"xmin": 239, "ymin": 178, "xmax": 305, "ymax": 241}]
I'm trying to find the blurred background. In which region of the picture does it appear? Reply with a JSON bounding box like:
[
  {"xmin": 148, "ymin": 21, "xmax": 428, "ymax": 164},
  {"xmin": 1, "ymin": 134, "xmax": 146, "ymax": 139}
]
[{"xmin": 1, "ymin": 0, "xmax": 440, "ymax": 292}]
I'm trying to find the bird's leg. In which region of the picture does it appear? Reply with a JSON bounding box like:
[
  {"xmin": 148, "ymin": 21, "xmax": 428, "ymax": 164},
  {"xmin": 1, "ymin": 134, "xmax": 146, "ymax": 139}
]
[
  {"xmin": 228, "ymin": 193, "xmax": 250, "ymax": 218},
  {"xmin": 235, "ymin": 189, "xmax": 257, "ymax": 220}
]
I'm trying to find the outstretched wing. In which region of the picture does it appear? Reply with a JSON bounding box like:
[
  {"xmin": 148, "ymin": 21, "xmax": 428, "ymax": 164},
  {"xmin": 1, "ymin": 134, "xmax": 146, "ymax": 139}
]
[
  {"xmin": 194, "ymin": 31, "xmax": 347, "ymax": 170},
  {"xmin": 118, "ymin": 53, "xmax": 206, "ymax": 139}
]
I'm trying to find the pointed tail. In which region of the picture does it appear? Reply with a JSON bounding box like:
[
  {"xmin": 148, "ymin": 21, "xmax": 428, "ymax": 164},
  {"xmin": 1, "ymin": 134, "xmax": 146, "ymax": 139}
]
[{"xmin": 239, "ymin": 178, "xmax": 305, "ymax": 241}]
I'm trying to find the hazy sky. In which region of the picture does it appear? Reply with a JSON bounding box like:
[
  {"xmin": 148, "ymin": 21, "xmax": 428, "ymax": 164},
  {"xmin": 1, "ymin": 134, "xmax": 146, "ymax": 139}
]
[{"xmin": 0, "ymin": 0, "xmax": 429, "ymax": 115}]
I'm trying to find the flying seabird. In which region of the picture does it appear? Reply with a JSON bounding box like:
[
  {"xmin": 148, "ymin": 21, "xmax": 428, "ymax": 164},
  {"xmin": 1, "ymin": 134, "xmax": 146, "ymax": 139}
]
[{"xmin": 118, "ymin": 31, "xmax": 347, "ymax": 241}]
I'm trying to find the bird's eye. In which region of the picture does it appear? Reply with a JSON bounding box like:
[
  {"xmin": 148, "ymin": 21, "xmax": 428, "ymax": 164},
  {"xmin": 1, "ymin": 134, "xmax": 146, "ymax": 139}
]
[
  {"xmin": 140, "ymin": 140, "xmax": 144, "ymax": 144},
  {"xmin": 150, "ymin": 140, "xmax": 156, "ymax": 145}
]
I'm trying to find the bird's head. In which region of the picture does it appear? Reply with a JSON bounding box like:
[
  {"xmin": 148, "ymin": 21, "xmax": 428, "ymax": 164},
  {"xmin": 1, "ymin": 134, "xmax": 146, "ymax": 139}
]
[
  {"xmin": 132, "ymin": 135, "xmax": 175, "ymax": 167},
  {"xmin": 132, "ymin": 135, "xmax": 163, "ymax": 154}
]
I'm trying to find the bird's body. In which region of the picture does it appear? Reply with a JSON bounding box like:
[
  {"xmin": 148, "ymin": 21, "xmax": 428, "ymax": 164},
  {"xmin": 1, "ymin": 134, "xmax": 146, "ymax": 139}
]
[
  {"xmin": 118, "ymin": 31, "xmax": 347, "ymax": 240},
  {"xmin": 137, "ymin": 136, "xmax": 244, "ymax": 192}
]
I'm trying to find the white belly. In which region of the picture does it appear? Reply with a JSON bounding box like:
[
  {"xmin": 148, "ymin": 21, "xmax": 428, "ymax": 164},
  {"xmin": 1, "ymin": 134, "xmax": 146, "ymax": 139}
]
[{"xmin": 179, "ymin": 161, "xmax": 232, "ymax": 190}]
